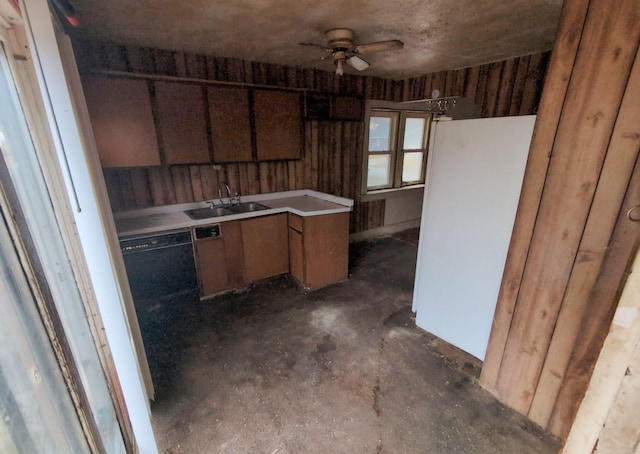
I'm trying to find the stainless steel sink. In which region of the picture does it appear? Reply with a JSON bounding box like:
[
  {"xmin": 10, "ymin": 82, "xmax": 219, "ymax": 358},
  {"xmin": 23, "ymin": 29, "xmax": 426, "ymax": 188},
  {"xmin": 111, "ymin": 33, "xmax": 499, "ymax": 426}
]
[
  {"xmin": 184, "ymin": 202, "xmax": 268, "ymax": 220},
  {"xmin": 184, "ymin": 206, "xmax": 233, "ymax": 220},
  {"xmin": 228, "ymin": 202, "xmax": 268, "ymax": 213}
]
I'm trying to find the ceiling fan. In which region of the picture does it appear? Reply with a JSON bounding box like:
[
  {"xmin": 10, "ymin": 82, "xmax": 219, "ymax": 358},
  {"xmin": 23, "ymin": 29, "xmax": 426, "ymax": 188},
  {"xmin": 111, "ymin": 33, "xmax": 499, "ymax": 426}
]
[{"xmin": 299, "ymin": 28, "xmax": 404, "ymax": 76}]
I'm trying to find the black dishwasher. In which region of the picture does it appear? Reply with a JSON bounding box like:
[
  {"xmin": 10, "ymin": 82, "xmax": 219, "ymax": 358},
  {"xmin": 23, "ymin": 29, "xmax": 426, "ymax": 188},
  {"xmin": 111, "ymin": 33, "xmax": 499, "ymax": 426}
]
[{"xmin": 119, "ymin": 230, "xmax": 198, "ymax": 302}]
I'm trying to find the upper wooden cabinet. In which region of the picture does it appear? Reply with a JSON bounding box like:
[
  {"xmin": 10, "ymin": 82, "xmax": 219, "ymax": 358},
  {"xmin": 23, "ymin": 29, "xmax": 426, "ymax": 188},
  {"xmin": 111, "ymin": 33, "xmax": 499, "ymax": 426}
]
[
  {"xmin": 82, "ymin": 76, "xmax": 160, "ymax": 167},
  {"xmin": 208, "ymin": 87, "xmax": 253, "ymax": 162},
  {"xmin": 82, "ymin": 76, "xmax": 305, "ymax": 166},
  {"xmin": 304, "ymin": 93, "xmax": 364, "ymax": 121},
  {"xmin": 154, "ymin": 81, "xmax": 211, "ymax": 164},
  {"xmin": 253, "ymin": 90, "xmax": 302, "ymax": 161}
]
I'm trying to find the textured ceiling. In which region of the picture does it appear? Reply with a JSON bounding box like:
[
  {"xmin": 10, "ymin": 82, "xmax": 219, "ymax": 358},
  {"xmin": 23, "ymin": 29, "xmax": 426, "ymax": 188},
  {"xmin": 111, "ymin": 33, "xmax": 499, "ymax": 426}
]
[{"xmin": 67, "ymin": 0, "xmax": 563, "ymax": 80}]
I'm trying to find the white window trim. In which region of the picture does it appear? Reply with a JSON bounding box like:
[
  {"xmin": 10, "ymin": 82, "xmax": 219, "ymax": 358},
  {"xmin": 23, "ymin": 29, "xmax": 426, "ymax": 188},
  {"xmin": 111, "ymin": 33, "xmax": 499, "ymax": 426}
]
[{"xmin": 361, "ymin": 100, "xmax": 433, "ymax": 198}]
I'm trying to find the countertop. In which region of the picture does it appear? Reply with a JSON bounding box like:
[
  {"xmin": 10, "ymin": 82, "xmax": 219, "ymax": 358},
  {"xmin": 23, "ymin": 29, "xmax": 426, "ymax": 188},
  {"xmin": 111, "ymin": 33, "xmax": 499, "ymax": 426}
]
[{"xmin": 115, "ymin": 190, "xmax": 353, "ymax": 237}]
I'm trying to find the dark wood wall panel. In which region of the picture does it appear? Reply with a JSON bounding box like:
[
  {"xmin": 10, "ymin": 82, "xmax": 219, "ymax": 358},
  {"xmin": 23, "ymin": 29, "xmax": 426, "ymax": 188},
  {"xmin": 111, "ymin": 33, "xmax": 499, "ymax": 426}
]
[
  {"xmin": 73, "ymin": 39, "xmax": 549, "ymax": 233},
  {"xmin": 480, "ymin": 0, "xmax": 640, "ymax": 440}
]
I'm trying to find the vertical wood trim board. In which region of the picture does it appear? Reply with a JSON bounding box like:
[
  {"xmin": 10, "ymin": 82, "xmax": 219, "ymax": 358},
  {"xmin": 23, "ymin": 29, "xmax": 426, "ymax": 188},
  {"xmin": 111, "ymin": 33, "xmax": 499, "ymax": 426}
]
[
  {"xmin": 72, "ymin": 39, "xmax": 549, "ymax": 235},
  {"xmin": 551, "ymin": 154, "xmax": 640, "ymax": 440},
  {"xmin": 480, "ymin": 0, "xmax": 591, "ymax": 392},
  {"xmin": 480, "ymin": 0, "xmax": 640, "ymax": 439},
  {"xmin": 530, "ymin": 43, "xmax": 640, "ymax": 431}
]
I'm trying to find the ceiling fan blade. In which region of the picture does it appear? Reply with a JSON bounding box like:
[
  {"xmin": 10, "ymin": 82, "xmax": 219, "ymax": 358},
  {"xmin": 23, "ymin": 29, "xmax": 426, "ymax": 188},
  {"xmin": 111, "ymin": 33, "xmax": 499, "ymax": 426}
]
[
  {"xmin": 346, "ymin": 55, "xmax": 370, "ymax": 71},
  {"xmin": 298, "ymin": 42, "xmax": 333, "ymax": 53},
  {"xmin": 353, "ymin": 40, "xmax": 404, "ymax": 54}
]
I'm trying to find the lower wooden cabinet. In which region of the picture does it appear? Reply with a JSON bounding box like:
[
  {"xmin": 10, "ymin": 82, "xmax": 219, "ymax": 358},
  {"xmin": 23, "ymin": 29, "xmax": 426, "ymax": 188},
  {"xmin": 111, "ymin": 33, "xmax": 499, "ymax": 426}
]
[
  {"xmin": 194, "ymin": 214, "xmax": 289, "ymax": 297},
  {"xmin": 241, "ymin": 214, "xmax": 289, "ymax": 282},
  {"xmin": 288, "ymin": 212, "xmax": 350, "ymax": 289},
  {"xmin": 193, "ymin": 221, "xmax": 243, "ymax": 296},
  {"xmin": 288, "ymin": 227, "xmax": 304, "ymax": 282},
  {"xmin": 194, "ymin": 212, "xmax": 347, "ymax": 297}
]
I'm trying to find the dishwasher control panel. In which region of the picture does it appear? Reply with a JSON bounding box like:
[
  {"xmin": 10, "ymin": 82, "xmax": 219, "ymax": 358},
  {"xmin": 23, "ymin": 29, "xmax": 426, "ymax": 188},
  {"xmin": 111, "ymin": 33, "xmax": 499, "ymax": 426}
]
[{"xmin": 194, "ymin": 224, "xmax": 221, "ymax": 239}]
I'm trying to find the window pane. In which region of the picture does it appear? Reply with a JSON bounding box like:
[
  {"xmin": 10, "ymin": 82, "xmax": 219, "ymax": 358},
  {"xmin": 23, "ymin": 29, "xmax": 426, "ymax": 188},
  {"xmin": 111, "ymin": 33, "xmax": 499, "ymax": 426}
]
[
  {"xmin": 368, "ymin": 116, "xmax": 392, "ymax": 151},
  {"xmin": 402, "ymin": 152, "xmax": 424, "ymax": 182},
  {"xmin": 0, "ymin": 44, "xmax": 125, "ymax": 452},
  {"xmin": 367, "ymin": 154, "xmax": 391, "ymax": 187},
  {"xmin": 403, "ymin": 118, "xmax": 426, "ymax": 150}
]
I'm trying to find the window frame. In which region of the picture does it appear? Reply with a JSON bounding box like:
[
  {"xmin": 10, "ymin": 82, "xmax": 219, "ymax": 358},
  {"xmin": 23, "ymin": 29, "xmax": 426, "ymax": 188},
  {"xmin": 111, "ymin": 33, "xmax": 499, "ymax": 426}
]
[{"xmin": 361, "ymin": 100, "xmax": 433, "ymax": 196}]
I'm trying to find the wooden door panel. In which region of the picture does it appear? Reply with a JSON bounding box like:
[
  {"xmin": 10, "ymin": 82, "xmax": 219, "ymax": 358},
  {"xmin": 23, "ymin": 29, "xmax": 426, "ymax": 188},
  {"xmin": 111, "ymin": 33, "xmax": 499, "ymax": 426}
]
[
  {"xmin": 288, "ymin": 228, "xmax": 304, "ymax": 282},
  {"xmin": 208, "ymin": 87, "xmax": 253, "ymax": 162},
  {"xmin": 241, "ymin": 214, "xmax": 289, "ymax": 282},
  {"xmin": 82, "ymin": 76, "xmax": 160, "ymax": 167},
  {"xmin": 155, "ymin": 81, "xmax": 210, "ymax": 164},
  {"xmin": 194, "ymin": 237, "xmax": 229, "ymax": 296},
  {"xmin": 253, "ymin": 90, "xmax": 301, "ymax": 161}
]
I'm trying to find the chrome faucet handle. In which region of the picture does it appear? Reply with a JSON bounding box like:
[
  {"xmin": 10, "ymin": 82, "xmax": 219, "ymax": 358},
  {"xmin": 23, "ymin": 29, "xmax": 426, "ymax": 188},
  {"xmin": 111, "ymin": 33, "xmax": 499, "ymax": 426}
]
[{"xmin": 232, "ymin": 191, "xmax": 241, "ymax": 206}]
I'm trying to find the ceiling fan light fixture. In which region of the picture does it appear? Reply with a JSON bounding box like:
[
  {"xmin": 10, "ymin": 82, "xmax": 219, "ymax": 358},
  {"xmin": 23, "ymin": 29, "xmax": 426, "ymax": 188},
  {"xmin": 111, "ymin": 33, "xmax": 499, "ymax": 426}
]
[
  {"xmin": 347, "ymin": 55, "xmax": 370, "ymax": 71},
  {"xmin": 335, "ymin": 58, "xmax": 344, "ymax": 76}
]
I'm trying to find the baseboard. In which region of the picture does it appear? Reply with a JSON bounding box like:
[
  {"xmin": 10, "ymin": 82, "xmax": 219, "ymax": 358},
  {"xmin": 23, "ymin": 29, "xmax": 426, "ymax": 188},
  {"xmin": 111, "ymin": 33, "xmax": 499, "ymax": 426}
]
[{"xmin": 349, "ymin": 219, "xmax": 421, "ymax": 242}]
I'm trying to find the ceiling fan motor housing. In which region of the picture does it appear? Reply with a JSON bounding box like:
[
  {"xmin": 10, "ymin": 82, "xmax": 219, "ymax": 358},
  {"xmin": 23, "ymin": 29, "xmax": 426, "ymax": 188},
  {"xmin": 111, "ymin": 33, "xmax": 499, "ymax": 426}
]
[{"xmin": 326, "ymin": 28, "xmax": 355, "ymax": 51}]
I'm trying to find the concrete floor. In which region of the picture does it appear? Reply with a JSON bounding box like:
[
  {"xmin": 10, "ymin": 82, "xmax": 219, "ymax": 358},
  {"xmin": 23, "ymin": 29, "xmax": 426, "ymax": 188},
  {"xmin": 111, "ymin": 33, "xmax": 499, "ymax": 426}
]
[{"xmin": 138, "ymin": 235, "xmax": 561, "ymax": 453}]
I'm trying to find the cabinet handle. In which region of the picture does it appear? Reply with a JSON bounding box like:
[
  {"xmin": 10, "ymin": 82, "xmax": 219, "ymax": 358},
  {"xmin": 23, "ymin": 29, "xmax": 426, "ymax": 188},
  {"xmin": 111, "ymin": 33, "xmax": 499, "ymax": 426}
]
[{"xmin": 627, "ymin": 205, "xmax": 640, "ymax": 222}]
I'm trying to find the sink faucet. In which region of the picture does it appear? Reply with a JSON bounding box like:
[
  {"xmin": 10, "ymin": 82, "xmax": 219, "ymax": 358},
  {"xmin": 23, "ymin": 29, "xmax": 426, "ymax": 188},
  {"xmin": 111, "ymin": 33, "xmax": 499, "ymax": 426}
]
[{"xmin": 219, "ymin": 182, "xmax": 240, "ymax": 206}]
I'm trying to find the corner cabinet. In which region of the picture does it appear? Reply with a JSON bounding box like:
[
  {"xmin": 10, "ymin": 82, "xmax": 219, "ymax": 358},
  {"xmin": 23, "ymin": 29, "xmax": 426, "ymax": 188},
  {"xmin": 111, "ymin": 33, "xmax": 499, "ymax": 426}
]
[
  {"xmin": 253, "ymin": 90, "xmax": 302, "ymax": 160},
  {"xmin": 82, "ymin": 76, "xmax": 161, "ymax": 167},
  {"xmin": 288, "ymin": 212, "xmax": 349, "ymax": 289}
]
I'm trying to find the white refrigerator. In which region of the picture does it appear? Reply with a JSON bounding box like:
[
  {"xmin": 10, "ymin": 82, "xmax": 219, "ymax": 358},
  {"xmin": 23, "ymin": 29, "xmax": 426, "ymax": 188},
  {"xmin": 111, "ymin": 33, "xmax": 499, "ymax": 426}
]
[{"xmin": 412, "ymin": 115, "xmax": 536, "ymax": 360}]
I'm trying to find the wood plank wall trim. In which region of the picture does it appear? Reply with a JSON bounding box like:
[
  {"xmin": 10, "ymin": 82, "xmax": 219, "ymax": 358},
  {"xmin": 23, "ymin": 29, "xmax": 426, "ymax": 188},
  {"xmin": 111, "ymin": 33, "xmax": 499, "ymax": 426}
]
[
  {"xmin": 480, "ymin": 0, "xmax": 590, "ymax": 393},
  {"xmin": 72, "ymin": 39, "xmax": 549, "ymax": 234},
  {"xmin": 480, "ymin": 0, "xmax": 640, "ymax": 439},
  {"xmin": 533, "ymin": 45, "xmax": 640, "ymax": 435},
  {"xmin": 550, "ymin": 154, "xmax": 640, "ymax": 439}
]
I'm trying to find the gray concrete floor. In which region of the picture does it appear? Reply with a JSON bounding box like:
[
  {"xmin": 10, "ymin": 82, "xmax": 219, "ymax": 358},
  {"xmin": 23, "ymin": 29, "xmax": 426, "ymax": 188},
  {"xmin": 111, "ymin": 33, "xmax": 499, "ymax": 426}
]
[{"xmin": 139, "ymin": 236, "xmax": 561, "ymax": 453}]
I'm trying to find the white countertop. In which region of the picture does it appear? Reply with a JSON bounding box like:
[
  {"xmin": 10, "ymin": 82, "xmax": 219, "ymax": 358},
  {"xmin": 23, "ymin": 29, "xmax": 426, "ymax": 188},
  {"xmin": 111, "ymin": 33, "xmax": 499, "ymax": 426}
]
[{"xmin": 115, "ymin": 190, "xmax": 353, "ymax": 237}]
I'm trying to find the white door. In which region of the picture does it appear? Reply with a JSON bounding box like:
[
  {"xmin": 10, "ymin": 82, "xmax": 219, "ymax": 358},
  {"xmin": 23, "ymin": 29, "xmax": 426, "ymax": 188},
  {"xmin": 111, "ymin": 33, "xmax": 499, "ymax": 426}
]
[{"xmin": 412, "ymin": 116, "xmax": 535, "ymax": 360}]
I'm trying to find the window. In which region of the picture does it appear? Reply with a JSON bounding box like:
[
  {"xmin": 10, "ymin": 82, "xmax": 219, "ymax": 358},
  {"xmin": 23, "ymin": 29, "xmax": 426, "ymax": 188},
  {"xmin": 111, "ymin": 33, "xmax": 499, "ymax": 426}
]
[{"xmin": 362, "ymin": 102, "xmax": 432, "ymax": 193}]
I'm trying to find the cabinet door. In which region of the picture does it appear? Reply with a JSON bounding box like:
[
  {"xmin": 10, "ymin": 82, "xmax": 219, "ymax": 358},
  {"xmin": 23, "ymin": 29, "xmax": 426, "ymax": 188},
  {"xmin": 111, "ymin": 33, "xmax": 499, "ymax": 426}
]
[
  {"xmin": 288, "ymin": 227, "xmax": 304, "ymax": 282},
  {"xmin": 220, "ymin": 221, "xmax": 245, "ymax": 289},
  {"xmin": 208, "ymin": 87, "xmax": 253, "ymax": 162},
  {"xmin": 194, "ymin": 221, "xmax": 244, "ymax": 296},
  {"xmin": 82, "ymin": 76, "xmax": 160, "ymax": 167},
  {"xmin": 288, "ymin": 213, "xmax": 304, "ymax": 282},
  {"xmin": 253, "ymin": 90, "xmax": 301, "ymax": 161},
  {"xmin": 194, "ymin": 236, "xmax": 229, "ymax": 296},
  {"xmin": 303, "ymin": 212, "xmax": 349, "ymax": 289},
  {"xmin": 154, "ymin": 81, "xmax": 210, "ymax": 164},
  {"xmin": 241, "ymin": 214, "xmax": 289, "ymax": 282}
]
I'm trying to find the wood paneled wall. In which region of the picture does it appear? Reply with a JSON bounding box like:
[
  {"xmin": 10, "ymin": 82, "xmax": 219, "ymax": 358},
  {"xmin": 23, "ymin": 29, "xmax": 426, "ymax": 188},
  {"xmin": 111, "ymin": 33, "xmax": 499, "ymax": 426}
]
[
  {"xmin": 72, "ymin": 39, "xmax": 549, "ymax": 233},
  {"xmin": 480, "ymin": 0, "xmax": 640, "ymax": 440}
]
